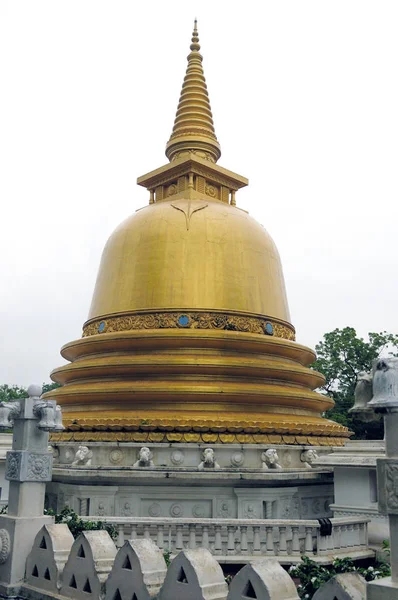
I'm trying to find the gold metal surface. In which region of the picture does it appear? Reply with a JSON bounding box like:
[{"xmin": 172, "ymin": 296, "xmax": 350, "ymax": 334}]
[
  {"xmin": 45, "ymin": 21, "xmax": 350, "ymax": 444},
  {"xmin": 165, "ymin": 19, "xmax": 221, "ymax": 163},
  {"xmin": 82, "ymin": 309, "xmax": 295, "ymax": 340}
]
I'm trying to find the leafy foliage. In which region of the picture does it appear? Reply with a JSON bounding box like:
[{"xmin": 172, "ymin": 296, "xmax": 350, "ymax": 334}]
[
  {"xmin": 312, "ymin": 327, "xmax": 398, "ymax": 438},
  {"xmin": 289, "ymin": 555, "xmax": 391, "ymax": 599},
  {"xmin": 46, "ymin": 506, "xmax": 118, "ymax": 540}
]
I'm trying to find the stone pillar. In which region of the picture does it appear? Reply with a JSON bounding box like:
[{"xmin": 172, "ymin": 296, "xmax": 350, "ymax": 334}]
[
  {"xmin": 0, "ymin": 384, "xmax": 64, "ymax": 596},
  {"xmin": 367, "ymin": 358, "xmax": 398, "ymax": 599}
]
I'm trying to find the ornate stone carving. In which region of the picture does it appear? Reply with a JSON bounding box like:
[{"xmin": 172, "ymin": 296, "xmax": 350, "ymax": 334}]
[
  {"xmin": 301, "ymin": 449, "xmax": 319, "ymax": 469},
  {"xmin": 218, "ymin": 501, "xmax": 231, "ymax": 517},
  {"xmin": 71, "ymin": 445, "xmax": 92, "ymax": 467},
  {"xmin": 230, "ymin": 451, "xmax": 245, "ymax": 467},
  {"xmin": 0, "ymin": 530, "xmax": 10, "ymax": 564},
  {"xmin": 312, "ymin": 499, "xmax": 321, "ymax": 514},
  {"xmin": 82, "ymin": 310, "xmax": 296, "ymax": 341},
  {"xmin": 170, "ymin": 503, "xmax": 183, "ymax": 517},
  {"xmin": 109, "ymin": 449, "xmax": 124, "ymax": 465},
  {"xmin": 148, "ymin": 503, "xmax": 161, "ymax": 517},
  {"xmin": 192, "ymin": 504, "xmax": 205, "ymax": 518},
  {"xmin": 243, "ymin": 503, "xmax": 258, "ymax": 519},
  {"xmin": 385, "ymin": 463, "xmax": 398, "ymax": 511},
  {"xmin": 6, "ymin": 451, "xmax": 52, "ymax": 482},
  {"xmin": 97, "ymin": 502, "xmax": 106, "ymax": 516},
  {"xmin": 26, "ymin": 453, "xmax": 52, "ymax": 481},
  {"xmin": 133, "ymin": 447, "xmax": 154, "ymax": 468},
  {"xmin": 261, "ymin": 449, "xmax": 282, "ymax": 470},
  {"xmin": 0, "ymin": 401, "xmax": 21, "ymax": 429},
  {"xmin": 120, "ymin": 501, "xmax": 132, "ymax": 517},
  {"xmin": 198, "ymin": 448, "xmax": 220, "ymax": 471},
  {"xmin": 170, "ymin": 450, "xmax": 185, "ymax": 466},
  {"xmin": 6, "ymin": 452, "xmax": 21, "ymax": 480}
]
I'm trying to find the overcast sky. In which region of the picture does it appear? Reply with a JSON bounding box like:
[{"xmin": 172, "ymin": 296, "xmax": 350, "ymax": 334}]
[{"xmin": 1, "ymin": 1, "xmax": 397, "ymax": 387}]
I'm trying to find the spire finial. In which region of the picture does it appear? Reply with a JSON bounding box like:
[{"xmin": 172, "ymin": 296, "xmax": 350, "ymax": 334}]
[
  {"xmin": 165, "ymin": 20, "xmax": 221, "ymax": 163},
  {"xmin": 191, "ymin": 19, "xmax": 200, "ymax": 51}
]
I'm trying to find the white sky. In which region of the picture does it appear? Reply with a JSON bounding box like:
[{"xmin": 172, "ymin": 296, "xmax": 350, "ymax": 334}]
[{"xmin": 1, "ymin": 1, "xmax": 397, "ymax": 386}]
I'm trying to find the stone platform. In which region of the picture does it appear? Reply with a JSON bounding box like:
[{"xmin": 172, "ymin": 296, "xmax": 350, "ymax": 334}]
[{"xmin": 47, "ymin": 442, "xmax": 335, "ymax": 521}]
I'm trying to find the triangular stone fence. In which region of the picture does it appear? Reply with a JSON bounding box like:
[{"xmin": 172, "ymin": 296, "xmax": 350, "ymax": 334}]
[
  {"xmin": 25, "ymin": 524, "xmax": 74, "ymax": 594},
  {"xmin": 158, "ymin": 548, "xmax": 228, "ymax": 600},
  {"xmin": 312, "ymin": 572, "xmax": 366, "ymax": 600},
  {"xmin": 105, "ymin": 538, "xmax": 167, "ymax": 600},
  {"xmin": 227, "ymin": 559, "xmax": 299, "ymax": 600},
  {"xmin": 60, "ymin": 530, "xmax": 116, "ymax": 599}
]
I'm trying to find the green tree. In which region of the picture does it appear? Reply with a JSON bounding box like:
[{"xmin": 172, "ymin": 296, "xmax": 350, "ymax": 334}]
[
  {"xmin": 0, "ymin": 382, "xmax": 60, "ymax": 402},
  {"xmin": 312, "ymin": 327, "xmax": 398, "ymax": 439}
]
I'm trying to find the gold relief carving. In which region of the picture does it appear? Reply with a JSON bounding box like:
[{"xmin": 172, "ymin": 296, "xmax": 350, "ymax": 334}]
[
  {"xmin": 178, "ymin": 176, "xmax": 186, "ymax": 192},
  {"xmin": 236, "ymin": 434, "xmax": 254, "ymax": 443},
  {"xmin": 252, "ymin": 434, "xmax": 270, "ymax": 444},
  {"xmin": 52, "ymin": 429, "xmax": 346, "ymax": 446},
  {"xmin": 282, "ymin": 435, "xmax": 296, "ymax": 444},
  {"xmin": 197, "ymin": 176, "xmax": 205, "ymax": 194},
  {"xmin": 205, "ymin": 184, "xmax": 218, "ymax": 198},
  {"xmin": 167, "ymin": 183, "xmax": 178, "ymax": 197},
  {"xmin": 192, "ymin": 165, "xmax": 241, "ymax": 190},
  {"xmin": 219, "ymin": 434, "xmax": 236, "ymax": 443},
  {"xmin": 170, "ymin": 201, "xmax": 208, "ymax": 231},
  {"xmin": 131, "ymin": 433, "xmax": 148, "ymax": 442},
  {"xmin": 221, "ymin": 186, "xmax": 229, "ymax": 203},
  {"xmin": 183, "ymin": 433, "xmax": 201, "ymax": 442},
  {"xmin": 268, "ymin": 435, "xmax": 283, "ymax": 444},
  {"xmin": 148, "ymin": 432, "xmax": 165, "ymax": 442},
  {"xmin": 83, "ymin": 311, "xmax": 296, "ymax": 340},
  {"xmin": 295, "ymin": 436, "xmax": 309, "ymax": 444},
  {"xmin": 202, "ymin": 433, "xmax": 218, "ymax": 443},
  {"xmin": 273, "ymin": 323, "xmax": 295, "ymax": 341},
  {"xmin": 166, "ymin": 433, "xmax": 183, "ymax": 442}
]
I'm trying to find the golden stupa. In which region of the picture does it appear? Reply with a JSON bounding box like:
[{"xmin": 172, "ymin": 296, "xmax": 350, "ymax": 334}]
[{"xmin": 48, "ymin": 22, "xmax": 349, "ymax": 447}]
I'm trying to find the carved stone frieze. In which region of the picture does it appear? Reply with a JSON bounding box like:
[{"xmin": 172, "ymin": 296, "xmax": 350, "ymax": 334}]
[
  {"xmin": 6, "ymin": 451, "xmax": 52, "ymax": 482},
  {"xmin": 83, "ymin": 310, "xmax": 296, "ymax": 341},
  {"xmin": 0, "ymin": 530, "xmax": 10, "ymax": 564},
  {"xmin": 385, "ymin": 462, "xmax": 398, "ymax": 512},
  {"xmin": 109, "ymin": 449, "xmax": 124, "ymax": 465}
]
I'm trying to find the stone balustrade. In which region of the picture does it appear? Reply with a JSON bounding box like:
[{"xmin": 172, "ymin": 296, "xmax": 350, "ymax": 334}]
[{"xmin": 82, "ymin": 516, "xmax": 373, "ymax": 563}]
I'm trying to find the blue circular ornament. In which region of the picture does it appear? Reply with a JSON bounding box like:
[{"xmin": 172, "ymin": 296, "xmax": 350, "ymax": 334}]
[
  {"xmin": 98, "ymin": 321, "xmax": 106, "ymax": 333},
  {"xmin": 178, "ymin": 315, "xmax": 190, "ymax": 327},
  {"xmin": 265, "ymin": 322, "xmax": 274, "ymax": 335}
]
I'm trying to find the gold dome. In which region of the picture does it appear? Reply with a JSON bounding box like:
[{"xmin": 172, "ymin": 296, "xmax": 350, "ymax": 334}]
[
  {"xmin": 47, "ymin": 21, "xmax": 349, "ymax": 446},
  {"xmin": 87, "ymin": 198, "xmax": 290, "ymax": 323}
]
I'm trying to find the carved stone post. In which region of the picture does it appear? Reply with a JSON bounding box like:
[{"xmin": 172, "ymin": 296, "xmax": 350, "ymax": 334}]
[
  {"xmin": 0, "ymin": 384, "xmax": 64, "ymax": 596},
  {"xmin": 367, "ymin": 358, "xmax": 398, "ymax": 599}
]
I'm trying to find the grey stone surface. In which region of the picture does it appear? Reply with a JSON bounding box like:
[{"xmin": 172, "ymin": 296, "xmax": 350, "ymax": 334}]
[
  {"xmin": 158, "ymin": 548, "xmax": 228, "ymax": 600},
  {"xmin": 61, "ymin": 530, "xmax": 116, "ymax": 599},
  {"xmin": 25, "ymin": 523, "xmax": 74, "ymax": 594},
  {"xmin": 369, "ymin": 357, "xmax": 398, "ymax": 409},
  {"xmin": 227, "ymin": 559, "xmax": 299, "ymax": 599},
  {"xmin": 105, "ymin": 538, "xmax": 167, "ymax": 600},
  {"xmin": 312, "ymin": 573, "xmax": 366, "ymax": 599},
  {"xmin": 367, "ymin": 577, "xmax": 398, "ymax": 599}
]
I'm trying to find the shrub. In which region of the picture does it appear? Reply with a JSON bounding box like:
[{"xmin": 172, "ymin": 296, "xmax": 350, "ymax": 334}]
[{"xmin": 289, "ymin": 555, "xmax": 391, "ymax": 599}]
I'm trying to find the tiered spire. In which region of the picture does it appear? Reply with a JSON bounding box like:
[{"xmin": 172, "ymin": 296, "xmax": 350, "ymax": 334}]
[{"xmin": 165, "ymin": 20, "xmax": 221, "ymax": 163}]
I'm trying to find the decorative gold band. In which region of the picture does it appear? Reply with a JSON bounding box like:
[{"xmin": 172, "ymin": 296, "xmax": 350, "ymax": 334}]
[
  {"xmin": 82, "ymin": 311, "xmax": 296, "ymax": 340},
  {"xmin": 50, "ymin": 431, "xmax": 346, "ymax": 447}
]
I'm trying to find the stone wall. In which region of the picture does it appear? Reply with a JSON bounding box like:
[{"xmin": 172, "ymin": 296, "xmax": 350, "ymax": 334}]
[{"xmin": 20, "ymin": 524, "xmax": 368, "ymax": 600}]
